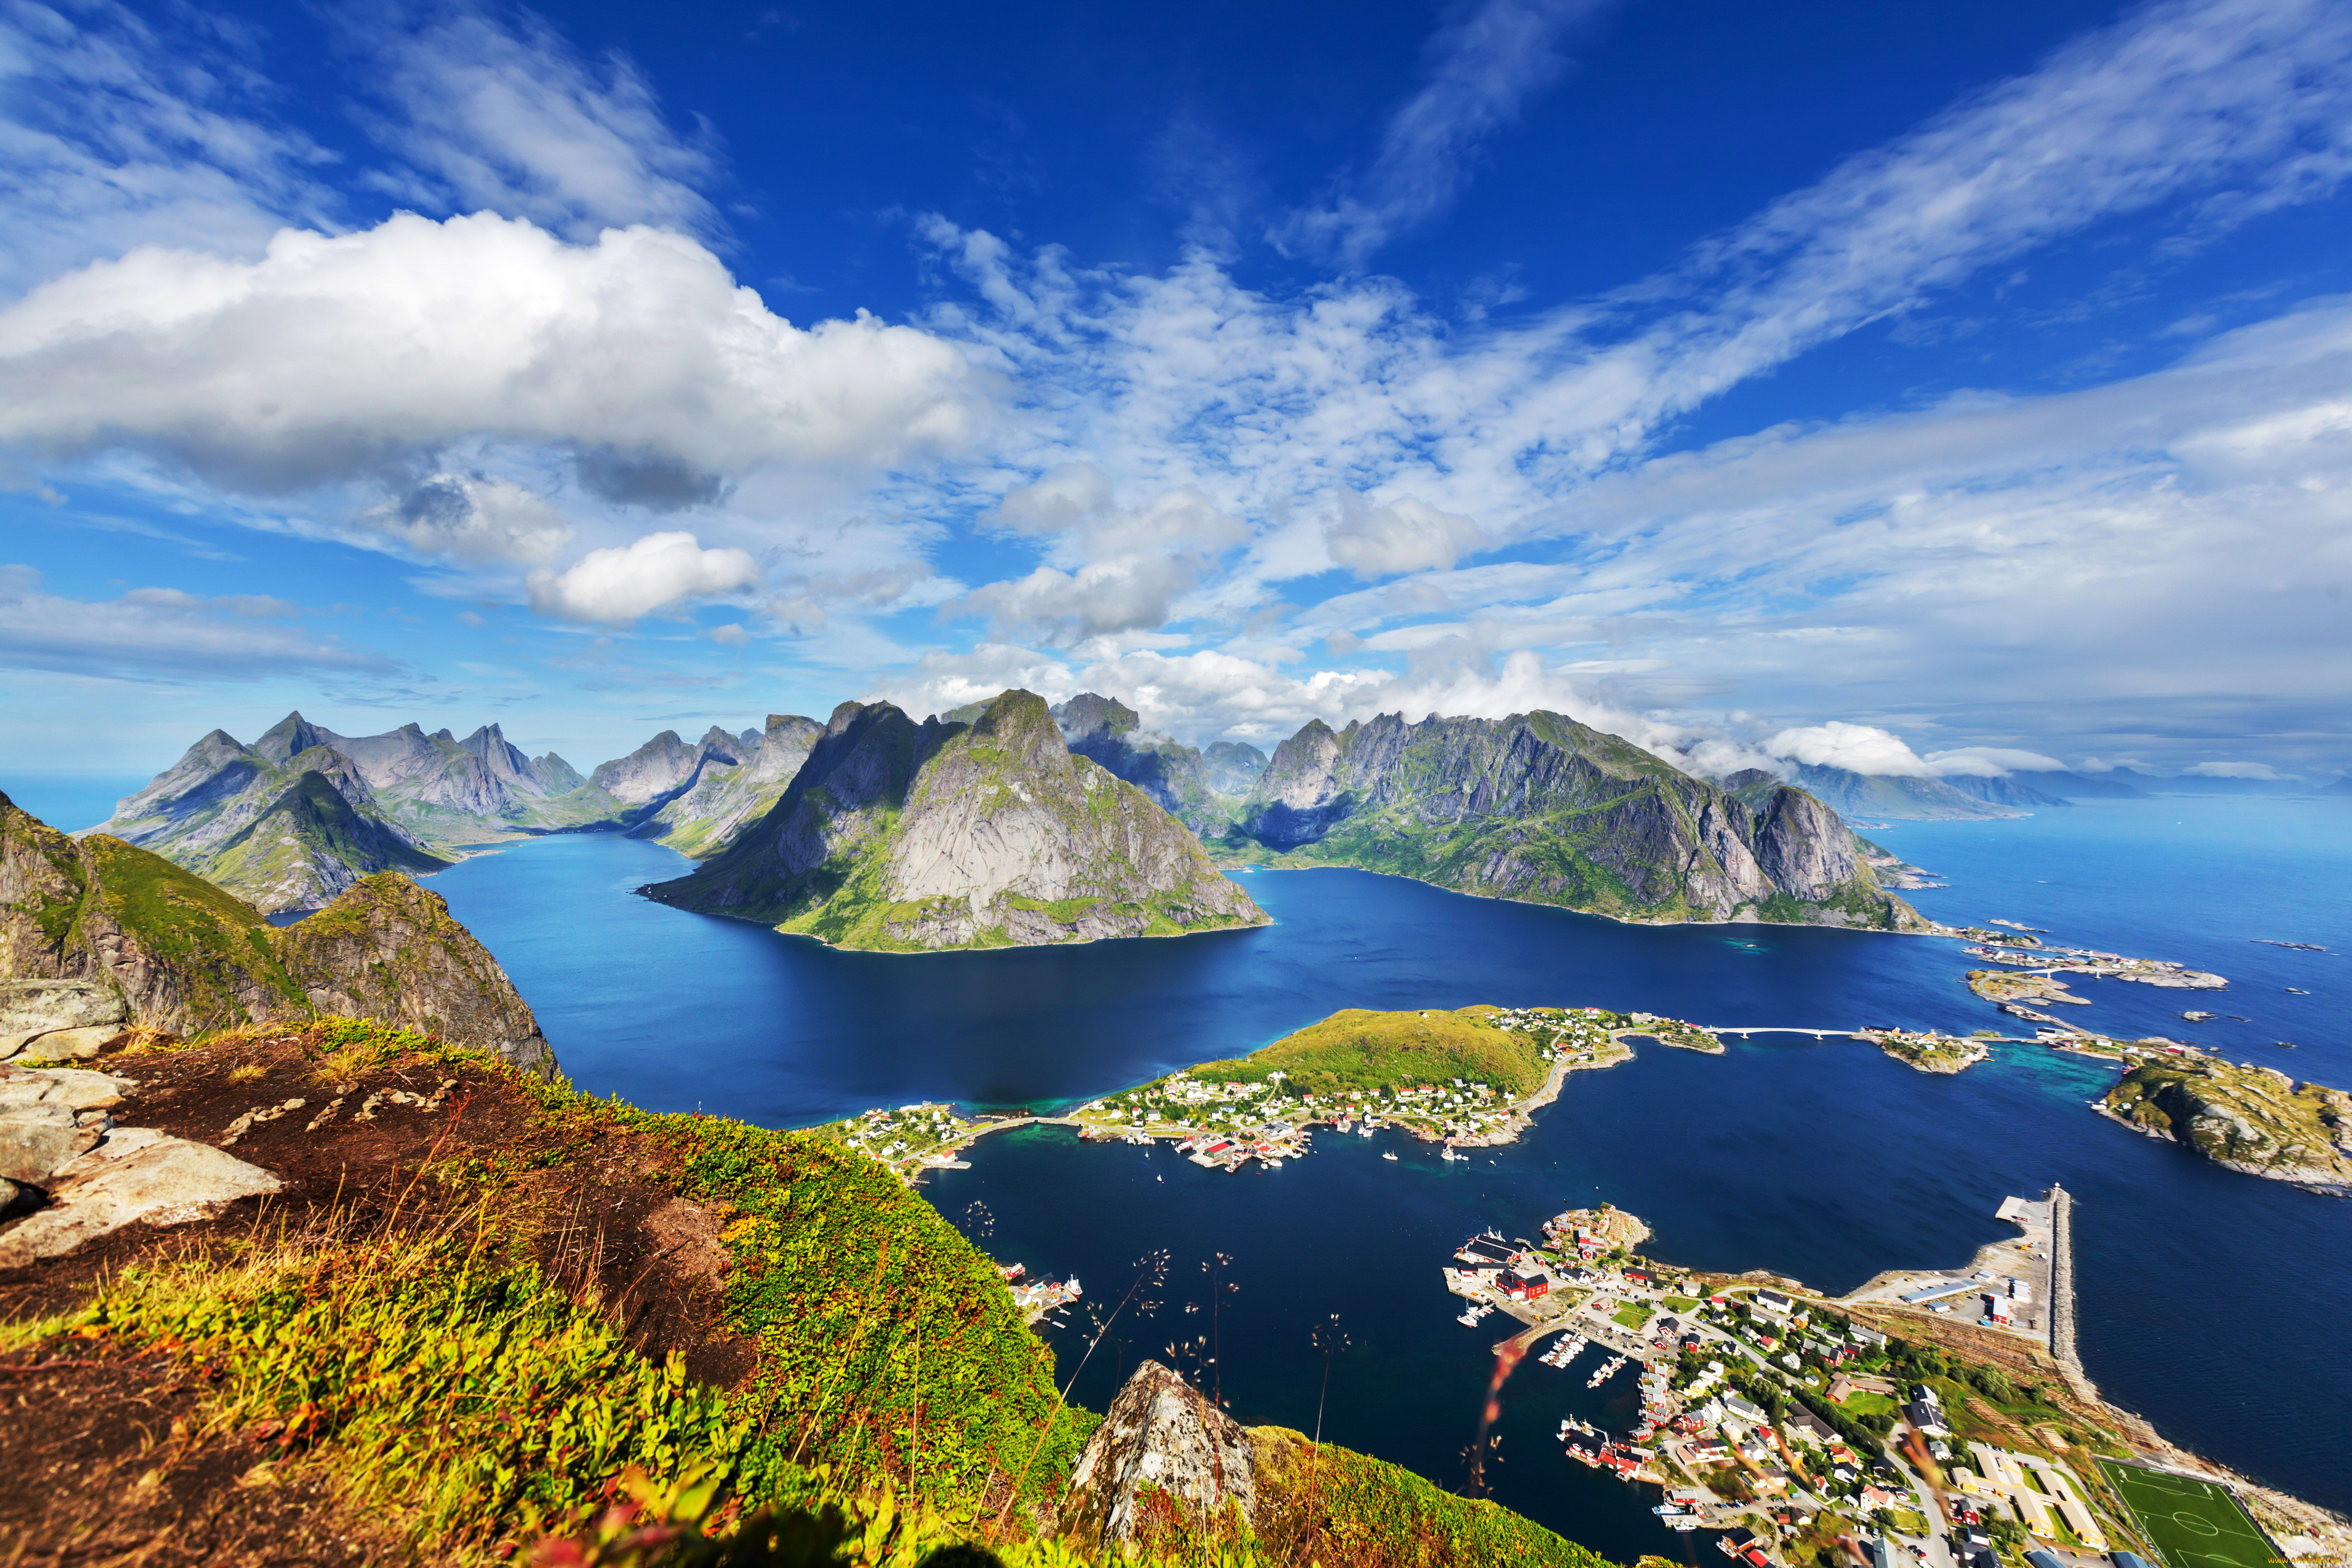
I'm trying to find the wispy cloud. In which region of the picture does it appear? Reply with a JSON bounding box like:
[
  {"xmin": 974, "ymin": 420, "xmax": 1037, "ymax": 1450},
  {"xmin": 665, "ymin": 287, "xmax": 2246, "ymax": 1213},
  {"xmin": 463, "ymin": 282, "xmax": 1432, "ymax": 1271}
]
[
  {"xmin": 1275, "ymin": 0, "xmax": 1612, "ymax": 268},
  {"xmin": 0, "ymin": 563, "xmax": 396, "ymax": 680},
  {"xmin": 339, "ymin": 4, "xmax": 728, "ymax": 243}
]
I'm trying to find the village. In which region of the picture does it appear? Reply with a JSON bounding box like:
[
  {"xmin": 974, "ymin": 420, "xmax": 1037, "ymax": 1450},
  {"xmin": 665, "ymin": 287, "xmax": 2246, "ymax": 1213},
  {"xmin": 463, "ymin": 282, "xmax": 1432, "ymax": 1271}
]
[{"xmin": 1416, "ymin": 1193, "xmax": 2297, "ymax": 1568}]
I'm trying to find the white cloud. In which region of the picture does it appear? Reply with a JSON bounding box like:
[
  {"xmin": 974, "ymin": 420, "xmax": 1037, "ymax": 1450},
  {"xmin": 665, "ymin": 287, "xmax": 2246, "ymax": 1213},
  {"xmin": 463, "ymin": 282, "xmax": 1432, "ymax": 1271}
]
[
  {"xmin": 1924, "ymin": 746, "xmax": 2070, "ymax": 777},
  {"xmin": 959, "ymin": 557, "xmax": 1199, "ymax": 646},
  {"xmin": 526, "ymin": 531, "xmax": 759, "ymax": 624},
  {"xmin": 0, "ymin": 212, "xmax": 981, "ymax": 494},
  {"xmin": 1765, "ymin": 722, "xmax": 1933, "ymax": 777},
  {"xmin": 0, "ymin": 0, "xmax": 338, "ymax": 296},
  {"xmin": 1325, "ymin": 492, "xmax": 1488, "ymax": 578},
  {"xmin": 0, "ymin": 564, "xmax": 392, "ymax": 680},
  {"xmin": 2184, "ymin": 759, "xmax": 2291, "ymax": 779},
  {"xmin": 346, "ymin": 7, "xmax": 723, "ymax": 243},
  {"xmin": 368, "ymin": 473, "xmax": 574, "ymax": 563},
  {"xmin": 1278, "ymin": 0, "xmax": 1611, "ymax": 267}
]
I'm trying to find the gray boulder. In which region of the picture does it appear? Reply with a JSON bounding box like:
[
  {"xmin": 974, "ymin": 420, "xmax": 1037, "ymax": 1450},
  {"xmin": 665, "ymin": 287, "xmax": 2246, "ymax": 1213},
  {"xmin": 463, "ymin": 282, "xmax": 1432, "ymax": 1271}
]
[{"xmin": 1061, "ymin": 1361, "xmax": 1257, "ymax": 1547}]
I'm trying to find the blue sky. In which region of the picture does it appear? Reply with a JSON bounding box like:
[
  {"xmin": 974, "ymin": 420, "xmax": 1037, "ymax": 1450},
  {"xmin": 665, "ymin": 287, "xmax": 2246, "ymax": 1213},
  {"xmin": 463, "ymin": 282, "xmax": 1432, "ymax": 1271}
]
[{"xmin": 2, "ymin": 0, "xmax": 2348, "ymax": 793}]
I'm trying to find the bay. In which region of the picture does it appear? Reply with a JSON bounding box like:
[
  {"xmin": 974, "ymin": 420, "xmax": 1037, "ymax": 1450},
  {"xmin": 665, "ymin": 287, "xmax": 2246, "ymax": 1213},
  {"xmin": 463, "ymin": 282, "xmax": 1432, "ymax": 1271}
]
[{"xmin": 415, "ymin": 799, "xmax": 2352, "ymax": 1551}]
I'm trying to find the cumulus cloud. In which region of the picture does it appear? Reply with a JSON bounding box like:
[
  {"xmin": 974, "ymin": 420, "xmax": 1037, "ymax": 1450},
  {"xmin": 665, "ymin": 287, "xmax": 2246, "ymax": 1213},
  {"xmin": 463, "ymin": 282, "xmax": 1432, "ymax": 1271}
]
[
  {"xmin": 526, "ymin": 531, "xmax": 759, "ymax": 624},
  {"xmin": 1765, "ymin": 722, "xmax": 1933, "ymax": 777},
  {"xmin": 1325, "ymin": 492, "xmax": 1488, "ymax": 578},
  {"xmin": 0, "ymin": 212, "xmax": 981, "ymax": 495},
  {"xmin": 368, "ymin": 473, "xmax": 574, "ymax": 563},
  {"xmin": 960, "ymin": 469, "xmax": 1247, "ymax": 642},
  {"xmin": 0, "ymin": 564, "xmax": 393, "ymax": 680},
  {"xmin": 1278, "ymin": 0, "xmax": 1612, "ymax": 268}
]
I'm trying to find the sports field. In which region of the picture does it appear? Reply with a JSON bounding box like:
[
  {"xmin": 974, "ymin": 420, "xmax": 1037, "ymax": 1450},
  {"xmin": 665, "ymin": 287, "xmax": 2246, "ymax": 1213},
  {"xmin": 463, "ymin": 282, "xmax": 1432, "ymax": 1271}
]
[{"xmin": 2098, "ymin": 1460, "xmax": 2283, "ymax": 1568}]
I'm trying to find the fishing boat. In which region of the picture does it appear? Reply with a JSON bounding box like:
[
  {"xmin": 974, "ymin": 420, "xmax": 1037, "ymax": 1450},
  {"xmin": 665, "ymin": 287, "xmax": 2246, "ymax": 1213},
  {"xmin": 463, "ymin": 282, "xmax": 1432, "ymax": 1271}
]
[{"xmin": 1382, "ymin": 1150, "xmax": 1399, "ymax": 1161}]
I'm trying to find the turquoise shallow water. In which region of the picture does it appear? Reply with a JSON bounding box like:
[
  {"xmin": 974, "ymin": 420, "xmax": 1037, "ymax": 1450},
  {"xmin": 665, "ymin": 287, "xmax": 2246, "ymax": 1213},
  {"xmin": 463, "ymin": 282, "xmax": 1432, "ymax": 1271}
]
[{"xmin": 8, "ymin": 770, "xmax": 2345, "ymax": 1547}]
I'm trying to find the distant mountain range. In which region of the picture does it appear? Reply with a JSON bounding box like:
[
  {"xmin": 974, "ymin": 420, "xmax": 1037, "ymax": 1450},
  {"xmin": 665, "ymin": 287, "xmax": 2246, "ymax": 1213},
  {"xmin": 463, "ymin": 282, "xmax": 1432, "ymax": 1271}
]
[
  {"xmin": 144, "ymin": 692, "xmax": 2342, "ymax": 940},
  {"xmin": 85, "ymin": 713, "xmax": 628, "ymax": 912}
]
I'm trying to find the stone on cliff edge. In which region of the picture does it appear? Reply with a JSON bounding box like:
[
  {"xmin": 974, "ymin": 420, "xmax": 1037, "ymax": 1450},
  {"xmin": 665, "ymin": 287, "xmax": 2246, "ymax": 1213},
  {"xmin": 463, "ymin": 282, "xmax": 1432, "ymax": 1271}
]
[
  {"xmin": 1061, "ymin": 1360, "xmax": 1258, "ymax": 1547},
  {"xmin": 0, "ymin": 1125, "xmax": 283, "ymax": 1268}
]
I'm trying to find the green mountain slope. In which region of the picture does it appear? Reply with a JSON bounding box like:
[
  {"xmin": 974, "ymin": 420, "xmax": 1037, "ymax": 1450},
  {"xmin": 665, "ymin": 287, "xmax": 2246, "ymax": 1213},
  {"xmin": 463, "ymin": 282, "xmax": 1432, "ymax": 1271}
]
[
  {"xmin": 1228, "ymin": 711, "xmax": 1923, "ymax": 930},
  {"xmin": 2, "ymin": 789, "xmax": 551, "ymax": 1071},
  {"xmin": 646, "ymin": 690, "xmax": 1268, "ymax": 950}
]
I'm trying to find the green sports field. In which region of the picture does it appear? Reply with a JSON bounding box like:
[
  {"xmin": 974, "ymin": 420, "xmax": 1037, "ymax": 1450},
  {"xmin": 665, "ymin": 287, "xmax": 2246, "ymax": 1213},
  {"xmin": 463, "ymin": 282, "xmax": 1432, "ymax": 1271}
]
[{"xmin": 2098, "ymin": 1460, "xmax": 2283, "ymax": 1568}]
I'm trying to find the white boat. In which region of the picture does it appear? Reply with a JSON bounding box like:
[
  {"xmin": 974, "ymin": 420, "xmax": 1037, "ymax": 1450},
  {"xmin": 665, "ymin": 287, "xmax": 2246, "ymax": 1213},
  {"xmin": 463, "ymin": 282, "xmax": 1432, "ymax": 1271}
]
[{"xmin": 1382, "ymin": 1151, "xmax": 1398, "ymax": 1161}]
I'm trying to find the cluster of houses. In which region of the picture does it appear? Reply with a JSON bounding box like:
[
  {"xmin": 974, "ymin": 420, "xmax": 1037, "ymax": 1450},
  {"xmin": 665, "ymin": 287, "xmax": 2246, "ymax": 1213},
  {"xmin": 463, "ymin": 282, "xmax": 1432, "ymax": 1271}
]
[{"xmin": 1950, "ymin": 1440, "xmax": 2111, "ymax": 1553}]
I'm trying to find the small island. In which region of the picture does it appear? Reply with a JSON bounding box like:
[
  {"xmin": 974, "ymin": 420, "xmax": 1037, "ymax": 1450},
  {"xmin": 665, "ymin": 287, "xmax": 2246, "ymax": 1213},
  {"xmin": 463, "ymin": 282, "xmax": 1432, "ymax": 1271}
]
[{"xmin": 2102, "ymin": 1056, "xmax": 2352, "ymax": 1194}]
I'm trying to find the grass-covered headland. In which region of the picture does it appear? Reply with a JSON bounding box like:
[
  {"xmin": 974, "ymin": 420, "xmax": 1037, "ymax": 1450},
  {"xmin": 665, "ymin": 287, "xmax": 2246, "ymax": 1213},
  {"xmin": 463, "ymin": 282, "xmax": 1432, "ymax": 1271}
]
[{"xmin": 0, "ymin": 1018, "xmax": 1608, "ymax": 1567}]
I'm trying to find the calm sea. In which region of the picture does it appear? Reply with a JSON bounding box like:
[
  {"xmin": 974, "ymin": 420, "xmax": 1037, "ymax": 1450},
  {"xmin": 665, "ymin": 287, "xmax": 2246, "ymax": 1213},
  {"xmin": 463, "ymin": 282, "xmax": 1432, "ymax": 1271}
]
[{"xmin": 15, "ymin": 772, "xmax": 2344, "ymax": 1551}]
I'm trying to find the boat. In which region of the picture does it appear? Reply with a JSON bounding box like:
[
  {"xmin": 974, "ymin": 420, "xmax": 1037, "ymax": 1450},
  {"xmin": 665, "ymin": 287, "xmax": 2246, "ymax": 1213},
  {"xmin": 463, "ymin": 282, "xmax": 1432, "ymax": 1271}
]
[
  {"xmin": 1382, "ymin": 1151, "xmax": 1398, "ymax": 1161},
  {"xmin": 1458, "ymin": 1308, "xmax": 1483, "ymax": 1326}
]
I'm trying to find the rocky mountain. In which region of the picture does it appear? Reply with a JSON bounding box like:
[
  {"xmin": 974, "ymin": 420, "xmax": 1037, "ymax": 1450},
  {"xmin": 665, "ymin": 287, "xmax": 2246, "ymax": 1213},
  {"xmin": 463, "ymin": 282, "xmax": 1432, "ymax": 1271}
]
[
  {"xmin": 646, "ymin": 689, "xmax": 1268, "ymax": 950},
  {"xmin": 596, "ymin": 715, "xmax": 825, "ymax": 858},
  {"xmin": 1778, "ymin": 762, "xmax": 2022, "ymax": 820},
  {"xmin": 1060, "ymin": 1360, "xmax": 1607, "ymax": 1562},
  {"xmin": 1051, "ymin": 692, "xmax": 1243, "ymax": 836},
  {"xmin": 1228, "ymin": 712, "xmax": 1925, "ymax": 929},
  {"xmin": 90, "ymin": 712, "xmax": 627, "ymax": 910},
  {"xmin": 2, "ymin": 791, "xmax": 553, "ymax": 1075}
]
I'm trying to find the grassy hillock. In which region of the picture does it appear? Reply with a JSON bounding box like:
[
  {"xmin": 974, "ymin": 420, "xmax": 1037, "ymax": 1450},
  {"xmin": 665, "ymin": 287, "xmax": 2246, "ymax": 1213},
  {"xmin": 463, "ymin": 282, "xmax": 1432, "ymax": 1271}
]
[
  {"xmin": 1187, "ymin": 1006, "xmax": 1555, "ymax": 1099},
  {"xmin": 2, "ymin": 1018, "xmax": 1604, "ymax": 1567}
]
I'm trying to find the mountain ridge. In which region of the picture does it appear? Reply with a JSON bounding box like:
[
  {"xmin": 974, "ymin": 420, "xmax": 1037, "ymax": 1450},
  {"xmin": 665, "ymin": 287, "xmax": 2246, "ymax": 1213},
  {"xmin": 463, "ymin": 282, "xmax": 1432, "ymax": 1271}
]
[
  {"xmin": 1224, "ymin": 710, "xmax": 1924, "ymax": 930},
  {"xmin": 646, "ymin": 689, "xmax": 1268, "ymax": 950}
]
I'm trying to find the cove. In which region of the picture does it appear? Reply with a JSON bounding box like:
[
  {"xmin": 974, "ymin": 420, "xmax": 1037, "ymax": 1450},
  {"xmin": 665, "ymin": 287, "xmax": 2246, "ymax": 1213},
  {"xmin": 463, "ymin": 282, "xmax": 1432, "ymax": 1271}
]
[{"xmin": 422, "ymin": 799, "xmax": 2352, "ymax": 1546}]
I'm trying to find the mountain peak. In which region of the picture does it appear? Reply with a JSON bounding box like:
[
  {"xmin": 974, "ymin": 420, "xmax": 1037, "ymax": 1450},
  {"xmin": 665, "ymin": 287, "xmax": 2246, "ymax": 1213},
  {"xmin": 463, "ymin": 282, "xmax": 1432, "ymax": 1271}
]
[
  {"xmin": 1052, "ymin": 692, "xmax": 1140, "ymax": 741},
  {"xmin": 254, "ymin": 710, "xmax": 338, "ymax": 765}
]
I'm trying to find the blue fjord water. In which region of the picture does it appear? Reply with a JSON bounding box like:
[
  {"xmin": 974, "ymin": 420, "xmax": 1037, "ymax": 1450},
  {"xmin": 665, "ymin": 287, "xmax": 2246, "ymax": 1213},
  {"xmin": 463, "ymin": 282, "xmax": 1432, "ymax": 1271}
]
[
  {"xmin": 398, "ymin": 796, "xmax": 2352, "ymax": 1551},
  {"xmin": 8, "ymin": 771, "xmax": 2334, "ymax": 1550}
]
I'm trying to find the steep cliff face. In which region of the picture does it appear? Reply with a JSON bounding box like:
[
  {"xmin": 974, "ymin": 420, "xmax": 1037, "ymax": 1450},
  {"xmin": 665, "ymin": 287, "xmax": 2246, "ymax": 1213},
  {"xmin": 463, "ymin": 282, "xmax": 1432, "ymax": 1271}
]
[
  {"xmin": 1051, "ymin": 693, "xmax": 1241, "ymax": 837},
  {"xmin": 275, "ymin": 875, "xmax": 554, "ymax": 1077},
  {"xmin": 90, "ymin": 713, "xmax": 624, "ymax": 909},
  {"xmin": 1, "ymin": 792, "xmax": 554, "ymax": 1075},
  {"xmin": 645, "ymin": 691, "xmax": 1267, "ymax": 951},
  {"xmin": 607, "ymin": 715, "xmax": 825, "ymax": 858},
  {"xmin": 1231, "ymin": 711, "xmax": 1923, "ymax": 930}
]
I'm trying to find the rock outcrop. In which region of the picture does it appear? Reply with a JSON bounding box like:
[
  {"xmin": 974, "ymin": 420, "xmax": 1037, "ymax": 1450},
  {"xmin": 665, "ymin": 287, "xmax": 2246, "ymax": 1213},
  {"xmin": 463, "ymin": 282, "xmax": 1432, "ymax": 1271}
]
[
  {"xmin": 1061, "ymin": 1361, "xmax": 1257, "ymax": 1547},
  {"xmin": 274, "ymin": 875, "xmax": 557, "ymax": 1079},
  {"xmin": 1229, "ymin": 711, "xmax": 1924, "ymax": 930},
  {"xmin": 2103, "ymin": 1057, "xmax": 2352, "ymax": 1192},
  {"xmin": 2, "ymin": 791, "xmax": 555, "ymax": 1076},
  {"xmin": 89, "ymin": 712, "xmax": 626, "ymax": 910},
  {"xmin": 645, "ymin": 690, "xmax": 1268, "ymax": 951}
]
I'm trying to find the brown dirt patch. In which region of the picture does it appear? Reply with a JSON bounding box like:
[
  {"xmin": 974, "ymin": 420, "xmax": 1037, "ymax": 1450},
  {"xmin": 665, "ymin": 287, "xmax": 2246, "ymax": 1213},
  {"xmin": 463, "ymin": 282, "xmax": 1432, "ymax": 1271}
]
[{"xmin": 0, "ymin": 1336, "xmax": 391, "ymax": 1567}]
